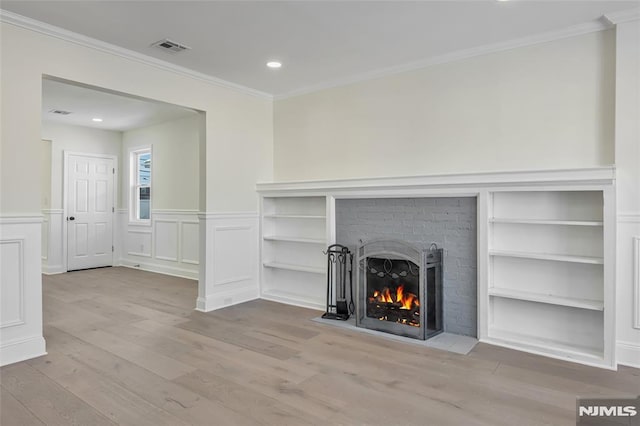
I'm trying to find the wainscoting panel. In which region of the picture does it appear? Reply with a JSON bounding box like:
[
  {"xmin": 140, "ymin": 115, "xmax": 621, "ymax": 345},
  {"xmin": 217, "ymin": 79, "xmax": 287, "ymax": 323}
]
[
  {"xmin": 0, "ymin": 217, "xmax": 47, "ymax": 366},
  {"xmin": 126, "ymin": 228, "xmax": 152, "ymax": 258},
  {"xmin": 41, "ymin": 209, "xmax": 64, "ymax": 274},
  {"xmin": 154, "ymin": 220, "xmax": 179, "ymax": 261},
  {"xmin": 1, "ymin": 239, "xmax": 24, "ymax": 328},
  {"xmin": 181, "ymin": 221, "xmax": 199, "ymax": 264},
  {"xmin": 120, "ymin": 210, "xmax": 199, "ymax": 280},
  {"xmin": 196, "ymin": 212, "xmax": 259, "ymax": 312}
]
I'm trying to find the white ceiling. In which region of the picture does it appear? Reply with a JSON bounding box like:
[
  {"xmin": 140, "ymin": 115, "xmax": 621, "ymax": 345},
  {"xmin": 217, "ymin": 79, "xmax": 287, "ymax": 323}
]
[
  {"xmin": 4, "ymin": 1, "xmax": 639, "ymax": 97},
  {"xmin": 42, "ymin": 78, "xmax": 197, "ymax": 131}
]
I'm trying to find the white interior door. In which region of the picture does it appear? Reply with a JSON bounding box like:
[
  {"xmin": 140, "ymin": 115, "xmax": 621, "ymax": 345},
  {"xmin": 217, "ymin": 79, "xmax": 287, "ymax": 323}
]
[{"xmin": 66, "ymin": 154, "xmax": 115, "ymax": 271}]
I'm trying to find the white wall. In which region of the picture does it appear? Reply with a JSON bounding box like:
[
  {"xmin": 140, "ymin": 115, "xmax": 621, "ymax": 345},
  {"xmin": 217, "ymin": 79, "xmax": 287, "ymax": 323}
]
[
  {"xmin": 1, "ymin": 20, "xmax": 271, "ymax": 365},
  {"xmin": 274, "ymin": 30, "xmax": 615, "ymax": 181},
  {"xmin": 41, "ymin": 121, "xmax": 123, "ymax": 209},
  {"xmin": 119, "ymin": 115, "xmax": 201, "ymax": 279},
  {"xmin": 121, "ymin": 115, "xmax": 199, "ymax": 210},
  {"xmin": 614, "ymin": 19, "xmax": 640, "ymax": 368}
]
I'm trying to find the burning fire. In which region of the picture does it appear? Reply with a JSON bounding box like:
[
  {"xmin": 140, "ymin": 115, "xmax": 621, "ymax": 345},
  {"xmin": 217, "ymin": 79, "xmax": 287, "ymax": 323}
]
[{"xmin": 371, "ymin": 284, "xmax": 420, "ymax": 310}]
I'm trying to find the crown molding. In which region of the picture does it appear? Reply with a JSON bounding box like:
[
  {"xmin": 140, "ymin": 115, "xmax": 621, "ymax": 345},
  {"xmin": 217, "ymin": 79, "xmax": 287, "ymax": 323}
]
[
  {"xmin": 604, "ymin": 8, "xmax": 640, "ymax": 25},
  {"xmin": 274, "ymin": 18, "xmax": 613, "ymax": 101},
  {"xmin": 0, "ymin": 9, "xmax": 273, "ymax": 101}
]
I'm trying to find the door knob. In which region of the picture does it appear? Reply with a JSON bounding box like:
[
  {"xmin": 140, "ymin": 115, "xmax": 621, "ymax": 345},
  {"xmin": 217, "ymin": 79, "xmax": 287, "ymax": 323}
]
[{"xmin": 68, "ymin": 216, "xmax": 75, "ymax": 221}]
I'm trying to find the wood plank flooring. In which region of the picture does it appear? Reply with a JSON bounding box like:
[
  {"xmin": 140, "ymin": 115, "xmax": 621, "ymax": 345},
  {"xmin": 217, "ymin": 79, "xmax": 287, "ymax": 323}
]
[{"xmin": 1, "ymin": 267, "xmax": 638, "ymax": 425}]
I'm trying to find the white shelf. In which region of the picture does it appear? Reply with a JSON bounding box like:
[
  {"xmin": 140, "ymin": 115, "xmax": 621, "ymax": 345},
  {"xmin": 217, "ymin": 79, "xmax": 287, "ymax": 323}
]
[
  {"xmin": 263, "ymin": 214, "xmax": 326, "ymax": 220},
  {"xmin": 263, "ymin": 261, "xmax": 324, "ymax": 274},
  {"xmin": 489, "ymin": 287, "xmax": 603, "ymax": 311},
  {"xmin": 263, "ymin": 235, "xmax": 326, "ymax": 244},
  {"xmin": 487, "ymin": 329, "xmax": 604, "ymax": 362},
  {"xmin": 490, "ymin": 218, "xmax": 603, "ymax": 227},
  {"xmin": 489, "ymin": 249, "xmax": 603, "ymax": 265}
]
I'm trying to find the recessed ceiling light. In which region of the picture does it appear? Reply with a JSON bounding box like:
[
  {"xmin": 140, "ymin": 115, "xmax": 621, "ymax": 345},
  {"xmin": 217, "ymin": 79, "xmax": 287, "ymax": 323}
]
[
  {"xmin": 266, "ymin": 61, "xmax": 282, "ymax": 69},
  {"xmin": 92, "ymin": 118, "xmax": 103, "ymax": 122}
]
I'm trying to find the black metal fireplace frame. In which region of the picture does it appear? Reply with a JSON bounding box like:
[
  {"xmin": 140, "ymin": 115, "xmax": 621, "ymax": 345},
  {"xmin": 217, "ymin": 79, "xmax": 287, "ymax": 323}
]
[{"xmin": 355, "ymin": 239, "xmax": 443, "ymax": 340}]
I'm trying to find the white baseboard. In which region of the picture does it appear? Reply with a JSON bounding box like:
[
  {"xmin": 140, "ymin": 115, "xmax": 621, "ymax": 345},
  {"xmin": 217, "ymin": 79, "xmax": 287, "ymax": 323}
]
[
  {"xmin": 617, "ymin": 340, "xmax": 640, "ymax": 368},
  {"xmin": 120, "ymin": 259, "xmax": 198, "ymax": 280},
  {"xmin": 41, "ymin": 263, "xmax": 65, "ymax": 275},
  {"xmin": 196, "ymin": 286, "xmax": 260, "ymax": 312},
  {"xmin": 0, "ymin": 335, "xmax": 47, "ymax": 367}
]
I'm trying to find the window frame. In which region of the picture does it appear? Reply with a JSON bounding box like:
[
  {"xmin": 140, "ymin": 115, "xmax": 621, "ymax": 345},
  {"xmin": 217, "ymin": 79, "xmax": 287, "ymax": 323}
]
[{"xmin": 129, "ymin": 146, "xmax": 152, "ymax": 225}]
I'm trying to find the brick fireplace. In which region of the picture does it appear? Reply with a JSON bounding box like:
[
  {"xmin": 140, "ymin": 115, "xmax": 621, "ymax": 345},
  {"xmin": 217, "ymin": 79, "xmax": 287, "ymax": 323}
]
[{"xmin": 336, "ymin": 197, "xmax": 477, "ymax": 337}]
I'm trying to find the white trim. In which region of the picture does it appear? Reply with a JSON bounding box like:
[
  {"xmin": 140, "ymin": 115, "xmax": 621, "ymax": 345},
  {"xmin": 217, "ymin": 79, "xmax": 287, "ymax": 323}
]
[
  {"xmin": 634, "ymin": 237, "xmax": 640, "ymax": 329},
  {"xmin": 616, "ymin": 340, "xmax": 640, "ymax": 369},
  {"xmin": 274, "ymin": 19, "xmax": 613, "ymax": 100},
  {"xmin": 129, "ymin": 146, "xmax": 152, "ymax": 225},
  {"xmin": 0, "ymin": 10, "xmax": 272, "ymax": 100},
  {"xmin": 619, "ymin": 213, "xmax": 640, "ymax": 223},
  {"xmin": 0, "ymin": 216, "xmax": 43, "ymax": 224},
  {"xmin": 257, "ymin": 167, "xmax": 616, "ymax": 194},
  {"xmin": 604, "ymin": 8, "xmax": 640, "ymax": 25},
  {"xmin": 120, "ymin": 260, "xmax": 197, "ymax": 280},
  {"xmin": 152, "ymin": 209, "xmax": 199, "ymax": 215},
  {"xmin": 198, "ymin": 212, "xmax": 259, "ymax": 220},
  {"xmin": 195, "ymin": 286, "xmax": 259, "ymax": 312},
  {"xmin": 0, "ymin": 336, "xmax": 47, "ymax": 367},
  {"xmin": 0, "ymin": 238, "xmax": 25, "ymax": 329}
]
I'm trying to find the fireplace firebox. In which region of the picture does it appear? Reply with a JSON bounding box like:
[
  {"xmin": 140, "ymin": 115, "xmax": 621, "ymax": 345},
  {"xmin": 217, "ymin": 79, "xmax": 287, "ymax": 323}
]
[{"xmin": 356, "ymin": 240, "xmax": 443, "ymax": 340}]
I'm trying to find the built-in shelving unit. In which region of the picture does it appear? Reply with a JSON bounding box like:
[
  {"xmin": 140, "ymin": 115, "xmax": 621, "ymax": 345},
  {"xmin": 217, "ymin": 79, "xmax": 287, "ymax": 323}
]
[
  {"xmin": 260, "ymin": 196, "xmax": 328, "ymax": 310},
  {"xmin": 486, "ymin": 190, "xmax": 613, "ymax": 368}
]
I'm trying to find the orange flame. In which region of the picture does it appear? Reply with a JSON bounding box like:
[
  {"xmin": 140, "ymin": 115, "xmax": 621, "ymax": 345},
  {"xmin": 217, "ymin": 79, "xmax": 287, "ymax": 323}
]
[{"xmin": 371, "ymin": 284, "xmax": 419, "ymax": 310}]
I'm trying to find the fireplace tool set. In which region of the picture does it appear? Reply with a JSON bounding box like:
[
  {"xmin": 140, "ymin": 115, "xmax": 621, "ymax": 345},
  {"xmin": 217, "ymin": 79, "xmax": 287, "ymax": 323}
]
[{"xmin": 322, "ymin": 244, "xmax": 354, "ymax": 320}]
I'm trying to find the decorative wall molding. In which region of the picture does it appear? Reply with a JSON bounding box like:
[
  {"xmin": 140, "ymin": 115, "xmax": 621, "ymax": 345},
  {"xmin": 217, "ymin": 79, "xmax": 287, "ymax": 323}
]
[
  {"xmin": 274, "ymin": 19, "xmax": 614, "ymax": 100},
  {"xmin": 120, "ymin": 259, "xmax": 198, "ymax": 280},
  {"xmin": 0, "ymin": 239, "xmax": 25, "ymax": 329},
  {"xmin": 196, "ymin": 212, "xmax": 259, "ymax": 312},
  {"xmin": 619, "ymin": 213, "xmax": 640, "ymax": 223},
  {"xmin": 198, "ymin": 212, "xmax": 259, "ymax": 220},
  {"xmin": 41, "ymin": 209, "xmax": 64, "ymax": 274},
  {"xmin": 257, "ymin": 167, "xmax": 616, "ymax": 194},
  {"xmin": 616, "ymin": 340, "xmax": 640, "ymax": 369},
  {"xmin": 634, "ymin": 237, "xmax": 640, "ymax": 330},
  {"xmin": 0, "ymin": 216, "xmax": 43, "ymax": 224},
  {"xmin": 0, "ymin": 10, "xmax": 272, "ymax": 100},
  {"xmin": 154, "ymin": 219, "xmax": 179, "ymax": 261},
  {"xmin": 604, "ymin": 8, "xmax": 640, "ymax": 25},
  {"xmin": 0, "ymin": 219, "xmax": 46, "ymax": 366},
  {"xmin": 180, "ymin": 221, "xmax": 199, "ymax": 265},
  {"xmin": 121, "ymin": 209, "xmax": 199, "ymax": 279}
]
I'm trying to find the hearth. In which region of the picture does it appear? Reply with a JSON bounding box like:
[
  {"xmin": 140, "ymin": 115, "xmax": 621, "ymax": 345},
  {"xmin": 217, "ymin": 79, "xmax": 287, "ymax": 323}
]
[{"xmin": 356, "ymin": 240, "xmax": 443, "ymax": 340}]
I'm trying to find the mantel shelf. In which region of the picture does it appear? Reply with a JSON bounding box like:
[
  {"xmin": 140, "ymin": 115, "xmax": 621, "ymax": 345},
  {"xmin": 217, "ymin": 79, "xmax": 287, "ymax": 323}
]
[
  {"xmin": 263, "ymin": 214, "xmax": 326, "ymax": 220},
  {"xmin": 489, "ymin": 250, "xmax": 604, "ymax": 265},
  {"xmin": 489, "ymin": 287, "xmax": 604, "ymax": 311},
  {"xmin": 263, "ymin": 261, "xmax": 324, "ymax": 274},
  {"xmin": 263, "ymin": 235, "xmax": 326, "ymax": 244},
  {"xmin": 490, "ymin": 218, "xmax": 603, "ymax": 227}
]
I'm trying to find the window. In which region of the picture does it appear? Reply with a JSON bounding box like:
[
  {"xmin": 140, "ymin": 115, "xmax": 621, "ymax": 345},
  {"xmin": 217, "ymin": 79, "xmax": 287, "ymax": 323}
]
[{"xmin": 131, "ymin": 148, "xmax": 151, "ymax": 222}]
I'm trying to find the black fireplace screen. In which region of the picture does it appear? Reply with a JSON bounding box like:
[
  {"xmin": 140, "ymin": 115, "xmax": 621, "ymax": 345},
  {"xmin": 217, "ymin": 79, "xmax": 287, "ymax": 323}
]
[{"xmin": 356, "ymin": 240, "xmax": 443, "ymax": 340}]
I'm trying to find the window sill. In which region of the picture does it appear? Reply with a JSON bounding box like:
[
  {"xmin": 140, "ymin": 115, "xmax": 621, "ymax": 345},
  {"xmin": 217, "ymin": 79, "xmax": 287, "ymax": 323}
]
[{"xmin": 128, "ymin": 220, "xmax": 152, "ymax": 227}]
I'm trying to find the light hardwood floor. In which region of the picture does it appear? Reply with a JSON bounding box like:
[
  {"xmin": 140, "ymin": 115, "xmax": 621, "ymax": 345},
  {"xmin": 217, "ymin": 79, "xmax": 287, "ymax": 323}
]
[{"xmin": 1, "ymin": 267, "xmax": 638, "ymax": 426}]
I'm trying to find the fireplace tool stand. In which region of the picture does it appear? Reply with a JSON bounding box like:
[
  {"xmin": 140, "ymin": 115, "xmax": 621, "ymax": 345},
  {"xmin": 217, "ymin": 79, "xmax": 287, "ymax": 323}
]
[{"xmin": 322, "ymin": 244, "xmax": 354, "ymax": 320}]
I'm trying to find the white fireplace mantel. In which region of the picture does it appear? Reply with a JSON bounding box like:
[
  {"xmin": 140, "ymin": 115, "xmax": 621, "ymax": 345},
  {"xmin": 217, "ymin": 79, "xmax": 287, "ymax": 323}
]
[{"xmin": 257, "ymin": 166, "xmax": 615, "ymax": 195}]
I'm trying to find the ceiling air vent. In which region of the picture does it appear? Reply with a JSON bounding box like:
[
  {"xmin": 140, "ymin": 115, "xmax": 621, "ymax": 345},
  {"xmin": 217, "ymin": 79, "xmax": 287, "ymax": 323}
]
[
  {"xmin": 151, "ymin": 38, "xmax": 191, "ymax": 53},
  {"xmin": 49, "ymin": 109, "xmax": 72, "ymax": 115}
]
